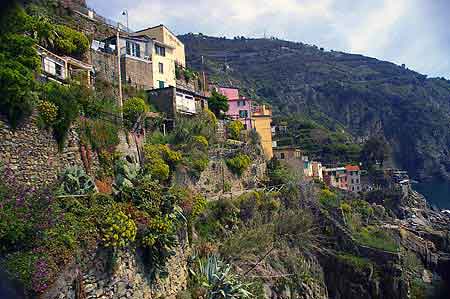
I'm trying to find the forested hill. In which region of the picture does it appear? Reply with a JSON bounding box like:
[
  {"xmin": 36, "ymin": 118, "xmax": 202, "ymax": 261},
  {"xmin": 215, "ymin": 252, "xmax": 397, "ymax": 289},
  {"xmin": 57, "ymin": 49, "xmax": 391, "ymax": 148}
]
[{"xmin": 179, "ymin": 33, "xmax": 450, "ymax": 180}]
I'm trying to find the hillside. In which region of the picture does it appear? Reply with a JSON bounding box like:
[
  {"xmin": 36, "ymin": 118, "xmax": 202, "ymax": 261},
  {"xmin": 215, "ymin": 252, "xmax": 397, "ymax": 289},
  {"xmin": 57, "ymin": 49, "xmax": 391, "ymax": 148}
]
[{"xmin": 179, "ymin": 34, "xmax": 450, "ymax": 180}]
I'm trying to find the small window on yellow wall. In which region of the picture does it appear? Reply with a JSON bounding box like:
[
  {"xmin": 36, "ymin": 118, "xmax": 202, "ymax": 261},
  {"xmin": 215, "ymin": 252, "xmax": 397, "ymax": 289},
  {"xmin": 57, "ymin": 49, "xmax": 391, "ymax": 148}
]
[{"xmin": 158, "ymin": 63, "xmax": 164, "ymax": 74}]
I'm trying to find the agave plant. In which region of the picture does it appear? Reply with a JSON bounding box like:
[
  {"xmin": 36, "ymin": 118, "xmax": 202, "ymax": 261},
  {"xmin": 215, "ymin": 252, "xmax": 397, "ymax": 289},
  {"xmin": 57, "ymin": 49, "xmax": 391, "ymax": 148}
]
[
  {"xmin": 112, "ymin": 159, "xmax": 152, "ymax": 200},
  {"xmin": 58, "ymin": 166, "xmax": 97, "ymax": 195},
  {"xmin": 191, "ymin": 255, "xmax": 252, "ymax": 299}
]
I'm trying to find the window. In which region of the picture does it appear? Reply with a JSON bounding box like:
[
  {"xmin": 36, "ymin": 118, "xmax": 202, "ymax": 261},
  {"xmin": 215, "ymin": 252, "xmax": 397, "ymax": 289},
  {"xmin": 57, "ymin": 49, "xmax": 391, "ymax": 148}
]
[
  {"xmin": 352, "ymin": 186, "xmax": 355, "ymax": 191},
  {"xmin": 352, "ymin": 179, "xmax": 355, "ymax": 184},
  {"xmin": 238, "ymin": 100, "xmax": 246, "ymax": 107},
  {"xmin": 239, "ymin": 110, "xmax": 248, "ymax": 118},
  {"xmin": 55, "ymin": 64, "xmax": 62, "ymax": 77},
  {"xmin": 158, "ymin": 62, "xmax": 164, "ymax": 74},
  {"xmin": 280, "ymin": 153, "xmax": 285, "ymax": 159},
  {"xmin": 44, "ymin": 58, "xmax": 56, "ymax": 75},
  {"xmin": 126, "ymin": 40, "xmax": 141, "ymax": 57},
  {"xmin": 155, "ymin": 45, "xmax": 166, "ymax": 56},
  {"xmin": 158, "ymin": 80, "xmax": 165, "ymax": 88}
]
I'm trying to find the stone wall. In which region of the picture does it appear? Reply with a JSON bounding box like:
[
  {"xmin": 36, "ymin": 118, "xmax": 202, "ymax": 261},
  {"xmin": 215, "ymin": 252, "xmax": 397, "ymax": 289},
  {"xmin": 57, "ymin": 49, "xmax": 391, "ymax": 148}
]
[
  {"xmin": 0, "ymin": 114, "xmax": 98, "ymax": 189},
  {"xmin": 121, "ymin": 58, "xmax": 153, "ymax": 90},
  {"xmin": 42, "ymin": 242, "xmax": 189, "ymax": 299},
  {"xmin": 91, "ymin": 50, "xmax": 120, "ymax": 88}
]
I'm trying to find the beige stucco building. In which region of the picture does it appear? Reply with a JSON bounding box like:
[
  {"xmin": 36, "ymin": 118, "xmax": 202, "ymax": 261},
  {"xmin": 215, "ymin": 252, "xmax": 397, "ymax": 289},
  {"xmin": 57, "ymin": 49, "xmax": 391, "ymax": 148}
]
[
  {"xmin": 102, "ymin": 24, "xmax": 186, "ymax": 90},
  {"xmin": 251, "ymin": 105, "xmax": 273, "ymax": 160},
  {"xmin": 134, "ymin": 24, "xmax": 186, "ymax": 66}
]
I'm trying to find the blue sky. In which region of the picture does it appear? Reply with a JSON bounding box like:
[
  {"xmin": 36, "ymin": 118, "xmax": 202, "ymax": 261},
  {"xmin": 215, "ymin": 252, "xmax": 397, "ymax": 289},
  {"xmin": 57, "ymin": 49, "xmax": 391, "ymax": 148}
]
[{"xmin": 87, "ymin": 0, "xmax": 450, "ymax": 79}]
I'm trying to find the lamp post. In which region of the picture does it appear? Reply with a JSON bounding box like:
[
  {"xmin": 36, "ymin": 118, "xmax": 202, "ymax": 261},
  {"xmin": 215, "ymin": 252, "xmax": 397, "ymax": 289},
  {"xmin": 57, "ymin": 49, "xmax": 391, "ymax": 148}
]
[{"xmin": 122, "ymin": 10, "xmax": 129, "ymax": 31}]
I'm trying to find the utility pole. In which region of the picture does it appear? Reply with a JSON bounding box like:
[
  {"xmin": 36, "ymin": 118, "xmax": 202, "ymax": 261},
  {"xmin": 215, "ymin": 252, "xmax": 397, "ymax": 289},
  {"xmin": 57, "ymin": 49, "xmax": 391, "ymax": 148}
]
[{"xmin": 116, "ymin": 29, "xmax": 123, "ymax": 118}]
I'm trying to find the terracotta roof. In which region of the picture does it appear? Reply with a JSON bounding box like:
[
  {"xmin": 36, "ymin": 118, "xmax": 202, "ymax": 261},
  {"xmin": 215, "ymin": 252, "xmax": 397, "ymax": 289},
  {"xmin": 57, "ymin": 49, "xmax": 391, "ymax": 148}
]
[{"xmin": 345, "ymin": 165, "xmax": 360, "ymax": 171}]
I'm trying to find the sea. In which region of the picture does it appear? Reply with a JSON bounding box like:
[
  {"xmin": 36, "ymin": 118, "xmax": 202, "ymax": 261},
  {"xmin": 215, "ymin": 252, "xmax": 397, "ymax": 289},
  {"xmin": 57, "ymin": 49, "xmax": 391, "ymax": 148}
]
[{"xmin": 413, "ymin": 180, "xmax": 450, "ymax": 210}]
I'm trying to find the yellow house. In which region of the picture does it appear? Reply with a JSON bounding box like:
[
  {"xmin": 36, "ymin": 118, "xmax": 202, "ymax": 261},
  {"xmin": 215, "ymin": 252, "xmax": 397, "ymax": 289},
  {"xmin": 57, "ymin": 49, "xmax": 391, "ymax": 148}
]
[
  {"xmin": 251, "ymin": 105, "xmax": 273, "ymax": 160},
  {"xmin": 131, "ymin": 25, "xmax": 186, "ymax": 89},
  {"xmin": 134, "ymin": 25, "xmax": 186, "ymax": 64}
]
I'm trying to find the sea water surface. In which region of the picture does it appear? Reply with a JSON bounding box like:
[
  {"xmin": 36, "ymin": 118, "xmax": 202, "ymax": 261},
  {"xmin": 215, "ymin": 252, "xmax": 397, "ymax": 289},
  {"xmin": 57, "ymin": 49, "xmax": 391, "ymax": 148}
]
[{"xmin": 413, "ymin": 180, "xmax": 450, "ymax": 210}]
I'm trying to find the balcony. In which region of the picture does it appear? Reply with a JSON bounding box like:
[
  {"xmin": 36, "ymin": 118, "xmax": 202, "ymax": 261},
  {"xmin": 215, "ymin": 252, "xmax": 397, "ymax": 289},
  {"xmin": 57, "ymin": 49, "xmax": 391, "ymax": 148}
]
[{"xmin": 251, "ymin": 104, "xmax": 272, "ymax": 117}]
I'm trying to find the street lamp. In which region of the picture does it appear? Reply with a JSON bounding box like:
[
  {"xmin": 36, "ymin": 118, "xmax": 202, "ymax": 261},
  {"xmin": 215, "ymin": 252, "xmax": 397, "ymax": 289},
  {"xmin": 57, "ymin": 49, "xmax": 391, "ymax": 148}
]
[{"xmin": 122, "ymin": 10, "xmax": 129, "ymax": 31}]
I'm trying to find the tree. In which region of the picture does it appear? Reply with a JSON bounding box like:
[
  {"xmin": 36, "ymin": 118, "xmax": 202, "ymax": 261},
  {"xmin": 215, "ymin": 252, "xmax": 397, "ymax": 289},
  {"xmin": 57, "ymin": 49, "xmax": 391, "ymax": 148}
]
[
  {"xmin": 360, "ymin": 136, "xmax": 390, "ymax": 168},
  {"xmin": 207, "ymin": 90, "xmax": 229, "ymax": 117}
]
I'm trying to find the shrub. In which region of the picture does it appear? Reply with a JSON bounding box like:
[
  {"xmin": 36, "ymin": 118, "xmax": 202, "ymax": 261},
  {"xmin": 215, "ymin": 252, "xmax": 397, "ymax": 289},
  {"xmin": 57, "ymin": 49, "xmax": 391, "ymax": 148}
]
[
  {"xmin": 58, "ymin": 166, "xmax": 97, "ymax": 195},
  {"xmin": 183, "ymin": 68, "xmax": 197, "ymax": 83},
  {"xmin": 185, "ymin": 149, "xmax": 209, "ymax": 178},
  {"xmin": 53, "ymin": 24, "xmax": 89, "ymax": 58},
  {"xmin": 101, "ymin": 208, "xmax": 137, "ymax": 247},
  {"xmin": 237, "ymin": 191, "xmax": 261, "ymax": 222},
  {"xmin": 146, "ymin": 159, "xmax": 170, "ymax": 181},
  {"xmin": 208, "ymin": 90, "xmax": 229, "ymax": 117},
  {"xmin": 123, "ymin": 97, "xmax": 148, "ymax": 130},
  {"xmin": 173, "ymin": 112, "xmax": 217, "ymax": 145},
  {"xmin": 160, "ymin": 145, "xmax": 183, "ymax": 167},
  {"xmin": 249, "ymin": 129, "xmax": 261, "ymax": 145},
  {"xmin": 193, "ymin": 135, "xmax": 209, "ymax": 149},
  {"xmin": 0, "ymin": 192, "xmax": 35, "ymax": 251},
  {"xmin": 143, "ymin": 144, "xmax": 182, "ymax": 180},
  {"xmin": 225, "ymin": 154, "xmax": 251, "ymax": 176},
  {"xmin": 340, "ymin": 202, "xmax": 352, "ymax": 214},
  {"xmin": 147, "ymin": 130, "xmax": 173, "ymax": 145},
  {"xmin": 131, "ymin": 177, "xmax": 165, "ymax": 216},
  {"xmin": 5, "ymin": 251, "xmax": 39, "ymax": 290},
  {"xmin": 78, "ymin": 118, "xmax": 120, "ymax": 151},
  {"xmin": 0, "ymin": 53, "xmax": 38, "ymax": 128},
  {"xmin": 319, "ymin": 188, "xmax": 339, "ymax": 208},
  {"xmin": 37, "ymin": 100, "xmax": 58, "ymax": 126},
  {"xmin": 227, "ymin": 120, "xmax": 244, "ymax": 140},
  {"xmin": 43, "ymin": 82, "xmax": 84, "ymax": 148},
  {"xmin": 0, "ymin": 7, "xmax": 40, "ymax": 127}
]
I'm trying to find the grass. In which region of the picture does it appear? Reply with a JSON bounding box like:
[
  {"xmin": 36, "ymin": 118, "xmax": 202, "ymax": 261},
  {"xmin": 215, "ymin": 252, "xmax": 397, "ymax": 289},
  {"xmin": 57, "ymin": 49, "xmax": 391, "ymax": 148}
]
[
  {"xmin": 353, "ymin": 226, "xmax": 399, "ymax": 253},
  {"xmin": 336, "ymin": 253, "xmax": 373, "ymax": 273}
]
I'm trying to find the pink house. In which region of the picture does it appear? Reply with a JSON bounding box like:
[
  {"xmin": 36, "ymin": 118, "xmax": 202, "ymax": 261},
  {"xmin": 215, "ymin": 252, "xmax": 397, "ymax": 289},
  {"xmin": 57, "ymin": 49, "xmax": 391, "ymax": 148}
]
[{"xmin": 217, "ymin": 87, "xmax": 253, "ymax": 129}]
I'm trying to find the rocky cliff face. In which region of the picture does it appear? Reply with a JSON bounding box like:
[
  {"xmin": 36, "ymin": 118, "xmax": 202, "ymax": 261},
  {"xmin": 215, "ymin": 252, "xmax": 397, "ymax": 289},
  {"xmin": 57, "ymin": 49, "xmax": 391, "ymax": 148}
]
[{"xmin": 179, "ymin": 34, "xmax": 450, "ymax": 181}]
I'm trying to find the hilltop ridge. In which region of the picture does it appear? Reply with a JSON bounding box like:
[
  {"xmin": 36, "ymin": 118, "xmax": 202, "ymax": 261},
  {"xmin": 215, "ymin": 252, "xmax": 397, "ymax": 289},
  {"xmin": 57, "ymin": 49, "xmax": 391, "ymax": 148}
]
[{"xmin": 179, "ymin": 33, "xmax": 450, "ymax": 181}]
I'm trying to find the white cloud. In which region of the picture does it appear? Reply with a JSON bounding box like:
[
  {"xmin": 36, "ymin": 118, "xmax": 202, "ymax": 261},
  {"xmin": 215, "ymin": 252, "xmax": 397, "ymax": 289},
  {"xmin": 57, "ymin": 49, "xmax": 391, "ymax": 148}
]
[{"xmin": 348, "ymin": 0, "xmax": 408, "ymax": 54}]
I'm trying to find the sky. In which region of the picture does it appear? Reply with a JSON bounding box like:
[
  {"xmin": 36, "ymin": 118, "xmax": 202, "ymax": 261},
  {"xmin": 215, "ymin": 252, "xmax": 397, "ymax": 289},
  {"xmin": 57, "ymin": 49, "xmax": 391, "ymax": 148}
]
[{"xmin": 87, "ymin": 0, "xmax": 450, "ymax": 79}]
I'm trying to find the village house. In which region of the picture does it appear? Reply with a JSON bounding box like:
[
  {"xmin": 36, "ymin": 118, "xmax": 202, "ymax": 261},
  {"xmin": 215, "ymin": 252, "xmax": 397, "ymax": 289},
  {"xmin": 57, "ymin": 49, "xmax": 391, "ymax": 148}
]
[
  {"xmin": 323, "ymin": 167, "xmax": 347, "ymax": 190},
  {"xmin": 303, "ymin": 156, "xmax": 313, "ymax": 177},
  {"xmin": 99, "ymin": 24, "xmax": 185, "ymax": 91},
  {"xmin": 250, "ymin": 104, "xmax": 273, "ymax": 159},
  {"xmin": 37, "ymin": 45, "xmax": 93, "ymax": 86},
  {"xmin": 323, "ymin": 165, "xmax": 361, "ymax": 192},
  {"xmin": 312, "ymin": 161, "xmax": 324, "ymax": 180},
  {"xmin": 217, "ymin": 87, "xmax": 253, "ymax": 129},
  {"xmin": 215, "ymin": 86, "xmax": 273, "ymax": 159},
  {"xmin": 102, "ymin": 28, "xmax": 180, "ymax": 90},
  {"xmin": 346, "ymin": 165, "xmax": 361, "ymax": 192},
  {"xmin": 132, "ymin": 24, "xmax": 186, "ymax": 68},
  {"xmin": 273, "ymin": 145, "xmax": 302, "ymax": 161},
  {"xmin": 146, "ymin": 86, "xmax": 208, "ymax": 128}
]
